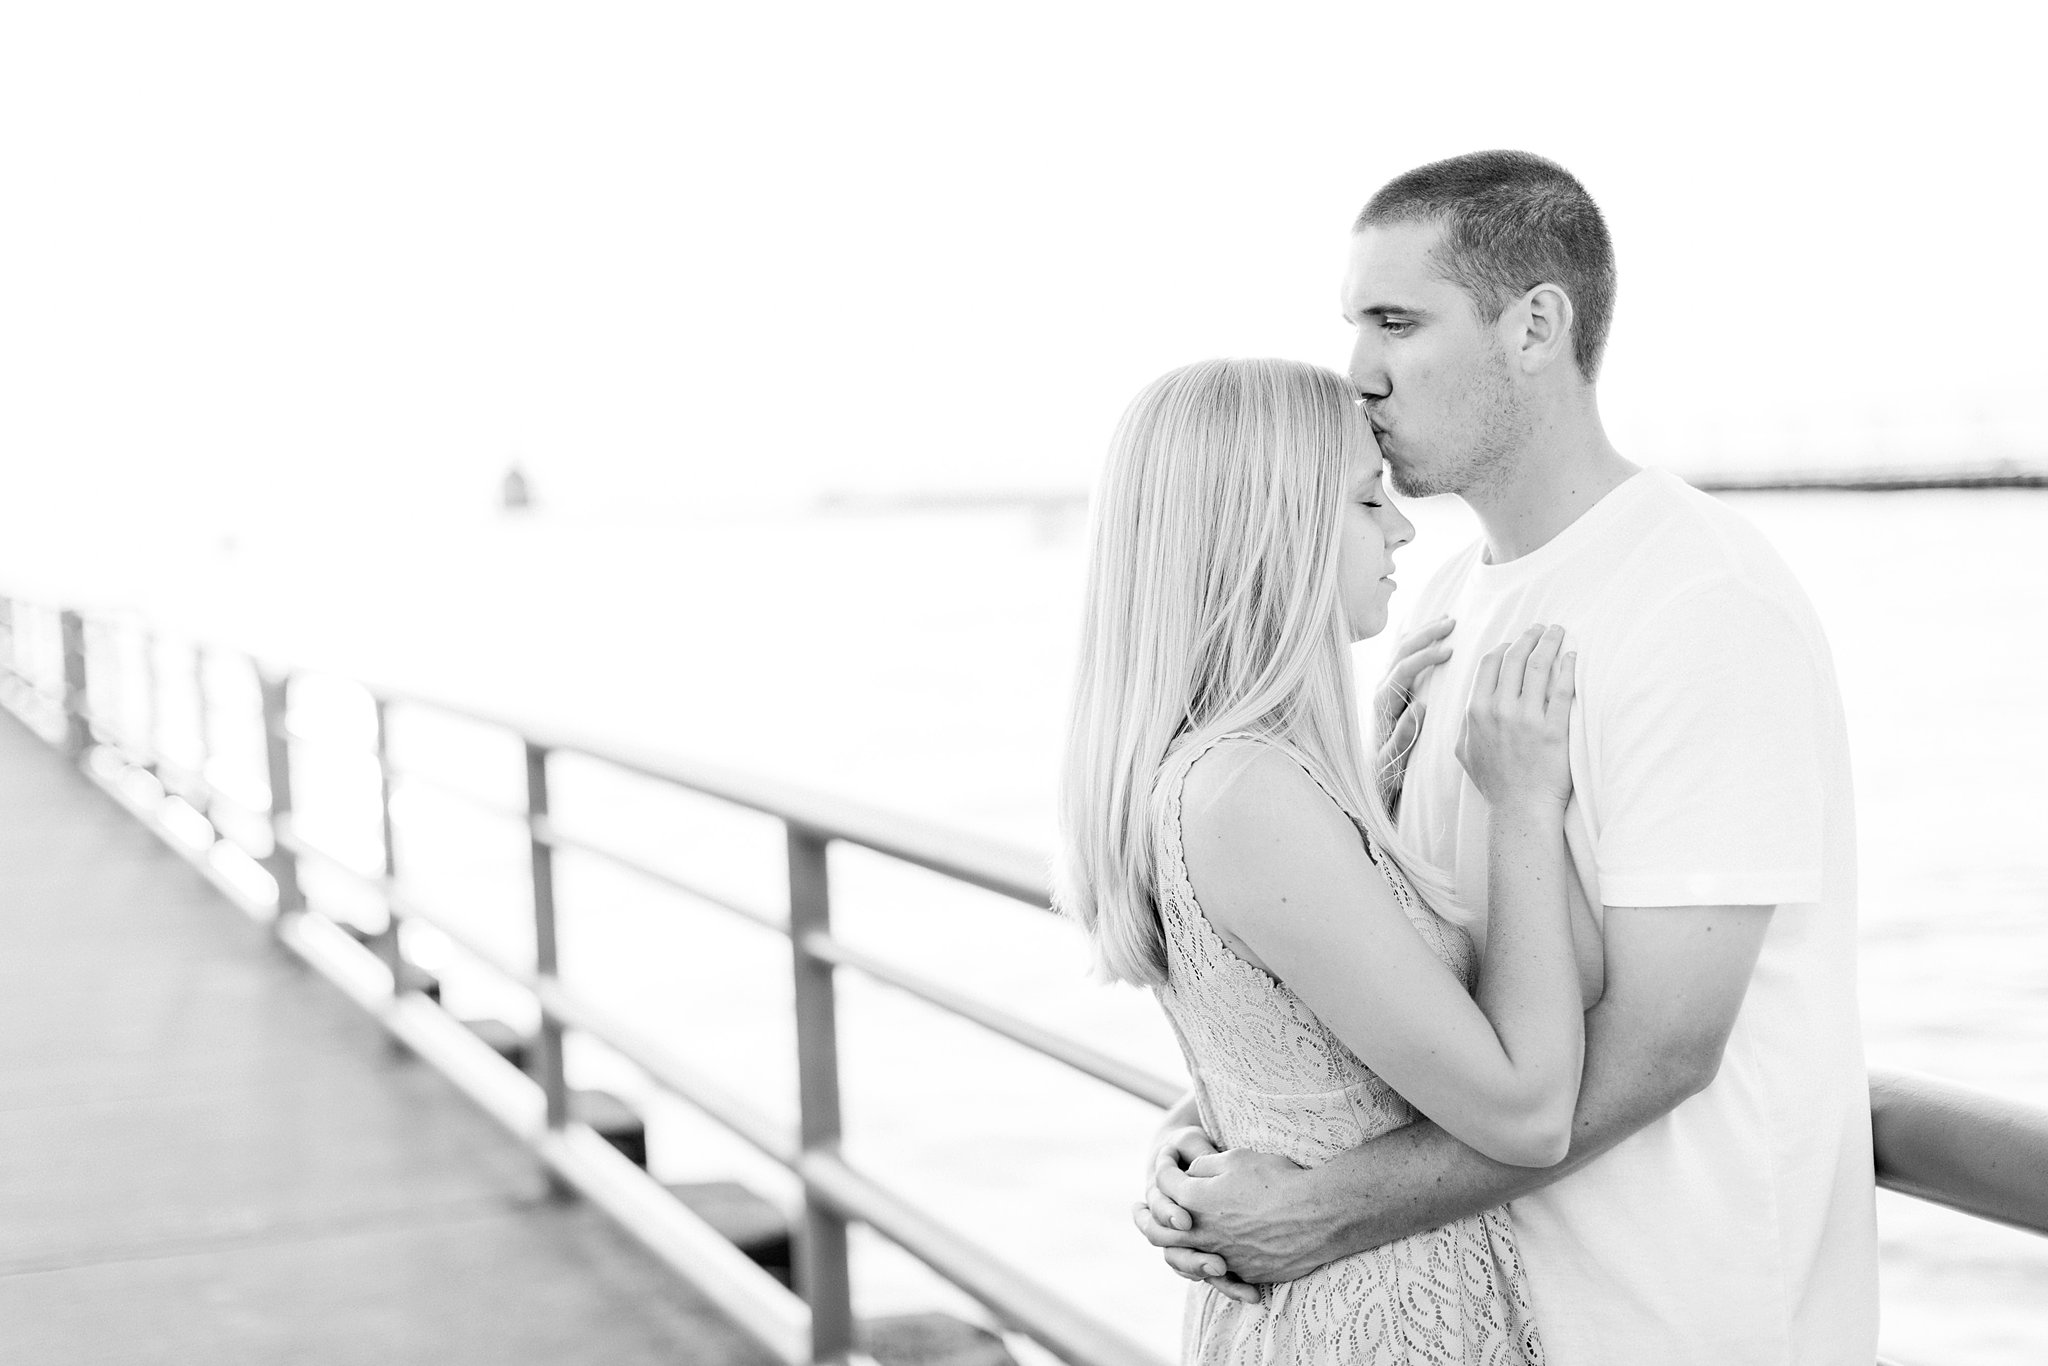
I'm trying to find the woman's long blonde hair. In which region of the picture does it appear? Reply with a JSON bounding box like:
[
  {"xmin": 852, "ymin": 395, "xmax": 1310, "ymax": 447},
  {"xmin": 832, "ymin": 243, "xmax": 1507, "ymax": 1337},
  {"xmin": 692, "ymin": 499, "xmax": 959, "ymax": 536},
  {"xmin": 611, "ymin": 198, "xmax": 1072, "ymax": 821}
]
[{"xmin": 1055, "ymin": 357, "xmax": 1464, "ymax": 987}]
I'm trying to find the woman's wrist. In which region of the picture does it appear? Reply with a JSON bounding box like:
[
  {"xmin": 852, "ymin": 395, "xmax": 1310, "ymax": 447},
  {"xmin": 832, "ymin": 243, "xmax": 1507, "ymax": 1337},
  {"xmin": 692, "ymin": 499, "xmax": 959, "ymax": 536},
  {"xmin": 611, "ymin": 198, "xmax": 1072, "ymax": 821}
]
[{"xmin": 1487, "ymin": 792, "xmax": 1569, "ymax": 824}]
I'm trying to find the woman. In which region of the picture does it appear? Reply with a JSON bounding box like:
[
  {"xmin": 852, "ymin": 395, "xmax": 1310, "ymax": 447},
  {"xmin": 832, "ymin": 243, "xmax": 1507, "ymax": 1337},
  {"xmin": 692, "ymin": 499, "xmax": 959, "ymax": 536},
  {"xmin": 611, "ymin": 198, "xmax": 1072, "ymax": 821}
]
[{"xmin": 1057, "ymin": 359, "xmax": 1584, "ymax": 1364}]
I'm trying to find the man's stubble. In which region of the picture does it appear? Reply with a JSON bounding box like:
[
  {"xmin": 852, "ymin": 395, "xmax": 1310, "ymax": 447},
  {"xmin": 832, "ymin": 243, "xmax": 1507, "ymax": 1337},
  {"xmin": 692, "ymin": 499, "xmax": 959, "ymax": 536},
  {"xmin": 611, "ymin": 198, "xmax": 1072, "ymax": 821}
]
[{"xmin": 1384, "ymin": 349, "xmax": 1526, "ymax": 503}]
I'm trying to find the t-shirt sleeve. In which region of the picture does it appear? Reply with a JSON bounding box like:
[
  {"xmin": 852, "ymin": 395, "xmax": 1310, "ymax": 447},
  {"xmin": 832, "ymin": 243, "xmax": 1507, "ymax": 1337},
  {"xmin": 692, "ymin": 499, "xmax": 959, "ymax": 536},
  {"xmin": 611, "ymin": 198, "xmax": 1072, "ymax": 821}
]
[{"xmin": 1592, "ymin": 579, "xmax": 1828, "ymax": 908}]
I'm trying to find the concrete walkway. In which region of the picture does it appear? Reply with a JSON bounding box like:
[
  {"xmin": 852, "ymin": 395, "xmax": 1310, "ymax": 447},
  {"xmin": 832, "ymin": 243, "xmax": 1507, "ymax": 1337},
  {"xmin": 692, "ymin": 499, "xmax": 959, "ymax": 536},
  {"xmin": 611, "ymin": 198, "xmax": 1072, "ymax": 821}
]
[{"xmin": 0, "ymin": 712, "xmax": 773, "ymax": 1366}]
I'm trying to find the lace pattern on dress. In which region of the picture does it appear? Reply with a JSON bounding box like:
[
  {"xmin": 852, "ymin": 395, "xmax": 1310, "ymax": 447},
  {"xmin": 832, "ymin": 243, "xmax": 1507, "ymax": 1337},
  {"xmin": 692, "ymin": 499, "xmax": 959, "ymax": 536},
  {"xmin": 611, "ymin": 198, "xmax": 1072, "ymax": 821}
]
[{"xmin": 1153, "ymin": 732, "xmax": 1545, "ymax": 1366}]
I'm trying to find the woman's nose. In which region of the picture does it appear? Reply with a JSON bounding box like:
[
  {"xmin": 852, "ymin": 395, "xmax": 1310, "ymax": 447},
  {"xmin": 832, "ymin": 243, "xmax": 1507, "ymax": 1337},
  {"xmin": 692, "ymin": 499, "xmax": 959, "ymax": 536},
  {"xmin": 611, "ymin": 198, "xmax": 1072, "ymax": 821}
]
[{"xmin": 1387, "ymin": 504, "xmax": 1415, "ymax": 550}]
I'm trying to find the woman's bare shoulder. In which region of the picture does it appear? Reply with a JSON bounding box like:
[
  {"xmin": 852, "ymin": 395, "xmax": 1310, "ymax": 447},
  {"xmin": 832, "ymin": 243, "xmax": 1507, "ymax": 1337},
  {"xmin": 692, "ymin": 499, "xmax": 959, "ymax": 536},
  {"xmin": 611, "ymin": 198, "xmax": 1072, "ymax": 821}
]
[{"xmin": 1179, "ymin": 739, "xmax": 1365, "ymax": 879}]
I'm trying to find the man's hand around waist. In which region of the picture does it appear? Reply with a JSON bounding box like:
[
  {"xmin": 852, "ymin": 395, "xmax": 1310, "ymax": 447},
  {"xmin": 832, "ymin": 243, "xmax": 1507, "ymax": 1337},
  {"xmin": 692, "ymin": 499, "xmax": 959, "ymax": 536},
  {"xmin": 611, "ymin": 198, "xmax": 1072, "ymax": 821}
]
[
  {"xmin": 1132, "ymin": 1122, "xmax": 1262, "ymax": 1304},
  {"xmin": 1136, "ymin": 1140, "xmax": 1325, "ymax": 1297}
]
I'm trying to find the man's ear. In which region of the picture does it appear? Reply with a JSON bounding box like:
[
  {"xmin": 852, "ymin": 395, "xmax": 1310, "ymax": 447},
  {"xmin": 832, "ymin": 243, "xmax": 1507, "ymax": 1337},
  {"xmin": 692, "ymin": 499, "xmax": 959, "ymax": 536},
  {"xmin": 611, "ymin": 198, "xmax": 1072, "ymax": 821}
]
[{"xmin": 1507, "ymin": 282, "xmax": 1575, "ymax": 376}]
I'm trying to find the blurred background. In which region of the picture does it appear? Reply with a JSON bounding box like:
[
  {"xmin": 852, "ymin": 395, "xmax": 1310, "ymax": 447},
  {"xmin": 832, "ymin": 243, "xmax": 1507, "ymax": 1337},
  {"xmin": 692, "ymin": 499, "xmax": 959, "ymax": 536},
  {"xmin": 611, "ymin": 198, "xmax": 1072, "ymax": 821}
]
[{"xmin": 1, "ymin": 2, "xmax": 2042, "ymax": 1361}]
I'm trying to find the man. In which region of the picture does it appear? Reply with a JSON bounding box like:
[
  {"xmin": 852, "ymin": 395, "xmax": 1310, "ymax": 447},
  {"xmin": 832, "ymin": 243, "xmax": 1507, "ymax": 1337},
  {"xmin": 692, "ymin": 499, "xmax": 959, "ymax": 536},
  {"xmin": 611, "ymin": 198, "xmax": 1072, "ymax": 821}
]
[{"xmin": 1137, "ymin": 151, "xmax": 1879, "ymax": 1364}]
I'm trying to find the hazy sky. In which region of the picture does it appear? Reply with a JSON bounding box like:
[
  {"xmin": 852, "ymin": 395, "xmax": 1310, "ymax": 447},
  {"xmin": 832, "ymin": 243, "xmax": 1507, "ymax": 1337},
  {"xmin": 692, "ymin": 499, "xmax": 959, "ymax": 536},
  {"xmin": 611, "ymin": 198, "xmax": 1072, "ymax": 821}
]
[{"xmin": 2, "ymin": 1, "xmax": 2041, "ymax": 536}]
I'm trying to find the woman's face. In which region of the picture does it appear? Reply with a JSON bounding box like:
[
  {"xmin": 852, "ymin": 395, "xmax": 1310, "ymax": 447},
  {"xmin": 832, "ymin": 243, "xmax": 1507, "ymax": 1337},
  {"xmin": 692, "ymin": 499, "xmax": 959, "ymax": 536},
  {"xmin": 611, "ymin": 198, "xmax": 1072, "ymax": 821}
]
[{"xmin": 1337, "ymin": 442, "xmax": 1415, "ymax": 642}]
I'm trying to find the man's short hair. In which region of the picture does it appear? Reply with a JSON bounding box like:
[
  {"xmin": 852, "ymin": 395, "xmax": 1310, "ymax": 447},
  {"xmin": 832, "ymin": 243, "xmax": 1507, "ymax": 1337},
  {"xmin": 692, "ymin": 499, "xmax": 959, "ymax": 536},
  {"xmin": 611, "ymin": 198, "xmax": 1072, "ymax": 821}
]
[{"xmin": 1356, "ymin": 150, "xmax": 1616, "ymax": 379}]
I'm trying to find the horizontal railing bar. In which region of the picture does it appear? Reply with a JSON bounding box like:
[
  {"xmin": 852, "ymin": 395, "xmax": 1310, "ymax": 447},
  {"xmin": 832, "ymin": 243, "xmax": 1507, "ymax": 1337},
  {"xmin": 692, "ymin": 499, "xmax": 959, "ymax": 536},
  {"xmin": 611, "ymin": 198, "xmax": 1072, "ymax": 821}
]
[
  {"xmin": 334, "ymin": 764, "xmax": 794, "ymax": 939},
  {"xmin": 1876, "ymin": 1171, "xmax": 2048, "ymax": 1236},
  {"xmin": 359, "ymin": 685, "xmax": 1052, "ymax": 907},
  {"xmin": 383, "ymin": 761, "xmax": 530, "ymax": 821},
  {"xmin": 294, "ymin": 789, "xmax": 790, "ymax": 941},
  {"xmin": 534, "ymin": 977, "xmax": 797, "ymax": 1165},
  {"xmin": 802, "ymin": 1149, "xmax": 1168, "ymax": 1366},
  {"xmin": 39, "ymin": 626, "xmax": 1053, "ymax": 910},
  {"xmin": 529, "ymin": 813, "xmax": 788, "ymax": 934},
  {"xmin": 1872, "ymin": 1070, "xmax": 2048, "ymax": 1238},
  {"xmin": 799, "ymin": 931, "xmax": 1182, "ymax": 1109},
  {"xmin": 282, "ymin": 828, "xmax": 532, "ymax": 978}
]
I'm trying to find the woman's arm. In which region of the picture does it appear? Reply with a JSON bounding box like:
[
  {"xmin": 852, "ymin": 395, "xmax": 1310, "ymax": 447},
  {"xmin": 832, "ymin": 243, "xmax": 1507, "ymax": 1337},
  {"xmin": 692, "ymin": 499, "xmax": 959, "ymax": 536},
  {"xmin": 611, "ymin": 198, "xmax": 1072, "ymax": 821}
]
[
  {"xmin": 1456, "ymin": 627, "xmax": 1585, "ymax": 1163},
  {"xmin": 1139, "ymin": 903, "xmax": 1771, "ymax": 1283},
  {"xmin": 1183, "ymin": 626, "xmax": 1581, "ymax": 1168}
]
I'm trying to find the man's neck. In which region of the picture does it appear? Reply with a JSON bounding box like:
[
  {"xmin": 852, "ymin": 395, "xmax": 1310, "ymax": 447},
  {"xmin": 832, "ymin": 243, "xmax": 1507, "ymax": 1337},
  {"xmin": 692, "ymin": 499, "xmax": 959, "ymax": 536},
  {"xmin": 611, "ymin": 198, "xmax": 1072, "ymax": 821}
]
[{"xmin": 1464, "ymin": 402, "xmax": 1637, "ymax": 564}]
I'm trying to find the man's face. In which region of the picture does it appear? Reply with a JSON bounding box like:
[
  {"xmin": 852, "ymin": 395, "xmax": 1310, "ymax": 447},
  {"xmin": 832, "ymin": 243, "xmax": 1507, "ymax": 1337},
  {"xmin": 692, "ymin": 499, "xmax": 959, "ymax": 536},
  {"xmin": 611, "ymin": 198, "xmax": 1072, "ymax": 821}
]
[{"xmin": 1341, "ymin": 221, "xmax": 1526, "ymax": 499}]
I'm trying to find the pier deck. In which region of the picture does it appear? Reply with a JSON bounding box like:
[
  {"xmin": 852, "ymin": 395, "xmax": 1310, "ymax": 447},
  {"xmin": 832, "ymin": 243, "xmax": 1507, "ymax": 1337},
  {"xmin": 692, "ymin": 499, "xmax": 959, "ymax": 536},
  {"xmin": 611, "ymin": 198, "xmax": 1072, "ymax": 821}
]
[{"xmin": 0, "ymin": 712, "xmax": 771, "ymax": 1365}]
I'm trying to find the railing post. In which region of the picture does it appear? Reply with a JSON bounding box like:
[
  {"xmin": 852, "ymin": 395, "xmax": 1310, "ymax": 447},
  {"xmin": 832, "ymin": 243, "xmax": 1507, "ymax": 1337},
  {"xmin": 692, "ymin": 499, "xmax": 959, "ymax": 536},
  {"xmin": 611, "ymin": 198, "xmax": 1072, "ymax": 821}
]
[
  {"xmin": 258, "ymin": 669, "xmax": 303, "ymax": 921},
  {"xmin": 788, "ymin": 825, "xmax": 855, "ymax": 1365},
  {"xmin": 192, "ymin": 647, "xmax": 213, "ymax": 821},
  {"xmin": 371, "ymin": 696, "xmax": 411, "ymax": 991},
  {"xmin": 139, "ymin": 628, "xmax": 159, "ymax": 776},
  {"xmin": 526, "ymin": 741, "xmax": 572, "ymax": 1175},
  {"xmin": 59, "ymin": 609, "xmax": 90, "ymax": 760}
]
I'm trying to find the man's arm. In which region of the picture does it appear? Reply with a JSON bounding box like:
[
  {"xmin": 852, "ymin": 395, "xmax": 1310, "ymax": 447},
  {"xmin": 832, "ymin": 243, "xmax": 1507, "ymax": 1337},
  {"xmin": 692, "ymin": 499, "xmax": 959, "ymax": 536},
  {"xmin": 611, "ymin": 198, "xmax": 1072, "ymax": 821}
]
[{"xmin": 1142, "ymin": 903, "xmax": 1772, "ymax": 1283}]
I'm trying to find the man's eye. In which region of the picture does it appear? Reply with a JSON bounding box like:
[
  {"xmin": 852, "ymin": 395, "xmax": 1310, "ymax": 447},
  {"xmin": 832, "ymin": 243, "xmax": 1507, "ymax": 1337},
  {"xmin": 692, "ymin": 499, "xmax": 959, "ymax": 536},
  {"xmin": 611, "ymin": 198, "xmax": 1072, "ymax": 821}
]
[{"xmin": 1382, "ymin": 320, "xmax": 1413, "ymax": 335}]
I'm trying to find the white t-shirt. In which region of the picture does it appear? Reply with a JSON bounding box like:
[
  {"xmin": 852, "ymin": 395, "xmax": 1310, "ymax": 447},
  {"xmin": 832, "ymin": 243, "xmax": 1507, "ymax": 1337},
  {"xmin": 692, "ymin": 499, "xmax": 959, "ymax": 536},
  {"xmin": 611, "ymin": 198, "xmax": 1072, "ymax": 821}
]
[{"xmin": 1396, "ymin": 468, "xmax": 1877, "ymax": 1366}]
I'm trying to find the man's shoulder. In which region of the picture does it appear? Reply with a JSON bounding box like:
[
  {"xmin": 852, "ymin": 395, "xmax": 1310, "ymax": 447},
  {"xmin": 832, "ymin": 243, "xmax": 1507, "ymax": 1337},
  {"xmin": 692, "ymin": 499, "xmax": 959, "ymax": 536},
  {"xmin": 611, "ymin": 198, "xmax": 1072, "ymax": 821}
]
[
  {"xmin": 1614, "ymin": 470, "xmax": 1819, "ymax": 624},
  {"xmin": 1627, "ymin": 468, "xmax": 1774, "ymax": 559}
]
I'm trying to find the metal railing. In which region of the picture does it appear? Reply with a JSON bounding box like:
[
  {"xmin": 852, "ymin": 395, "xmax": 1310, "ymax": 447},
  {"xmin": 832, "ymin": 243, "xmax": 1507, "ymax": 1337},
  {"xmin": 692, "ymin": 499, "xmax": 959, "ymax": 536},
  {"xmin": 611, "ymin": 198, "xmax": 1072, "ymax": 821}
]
[
  {"xmin": 0, "ymin": 599, "xmax": 1175, "ymax": 1366},
  {"xmin": 2, "ymin": 596, "xmax": 2043, "ymax": 1366}
]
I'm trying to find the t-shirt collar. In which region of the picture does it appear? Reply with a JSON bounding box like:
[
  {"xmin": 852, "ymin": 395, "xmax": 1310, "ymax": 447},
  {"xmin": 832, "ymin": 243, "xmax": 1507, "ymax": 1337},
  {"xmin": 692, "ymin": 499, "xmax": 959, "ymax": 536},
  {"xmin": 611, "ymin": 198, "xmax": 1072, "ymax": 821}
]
[{"xmin": 1469, "ymin": 467, "xmax": 1662, "ymax": 589}]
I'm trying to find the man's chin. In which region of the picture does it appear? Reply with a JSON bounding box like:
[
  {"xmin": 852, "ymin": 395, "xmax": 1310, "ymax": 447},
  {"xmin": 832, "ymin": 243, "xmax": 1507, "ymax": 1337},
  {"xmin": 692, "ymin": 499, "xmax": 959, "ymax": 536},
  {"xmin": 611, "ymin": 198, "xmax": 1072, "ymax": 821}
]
[{"xmin": 1386, "ymin": 460, "xmax": 1433, "ymax": 500}]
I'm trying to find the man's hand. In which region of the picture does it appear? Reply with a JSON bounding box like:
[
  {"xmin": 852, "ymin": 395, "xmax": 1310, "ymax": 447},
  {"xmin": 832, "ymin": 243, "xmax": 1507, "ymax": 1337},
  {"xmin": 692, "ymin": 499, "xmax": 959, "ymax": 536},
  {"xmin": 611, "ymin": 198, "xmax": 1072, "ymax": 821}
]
[
  {"xmin": 1137, "ymin": 1146, "xmax": 1327, "ymax": 1288},
  {"xmin": 1133, "ymin": 1123, "xmax": 1263, "ymax": 1305},
  {"xmin": 1374, "ymin": 616, "xmax": 1453, "ymax": 813}
]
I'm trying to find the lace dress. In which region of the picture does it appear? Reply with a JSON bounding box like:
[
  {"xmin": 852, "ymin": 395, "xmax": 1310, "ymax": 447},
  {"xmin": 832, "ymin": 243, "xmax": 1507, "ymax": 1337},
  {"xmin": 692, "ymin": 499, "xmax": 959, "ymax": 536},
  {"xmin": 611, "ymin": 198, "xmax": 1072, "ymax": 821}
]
[{"xmin": 1153, "ymin": 735, "xmax": 1545, "ymax": 1366}]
